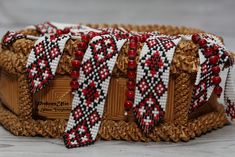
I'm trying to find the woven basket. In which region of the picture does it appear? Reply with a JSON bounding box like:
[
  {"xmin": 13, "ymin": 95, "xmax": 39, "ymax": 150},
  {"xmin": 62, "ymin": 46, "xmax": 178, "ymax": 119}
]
[{"xmin": 0, "ymin": 23, "xmax": 229, "ymax": 142}]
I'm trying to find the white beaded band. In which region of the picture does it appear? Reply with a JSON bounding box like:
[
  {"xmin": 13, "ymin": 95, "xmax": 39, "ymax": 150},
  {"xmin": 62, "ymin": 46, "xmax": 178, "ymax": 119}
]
[
  {"xmin": 64, "ymin": 34, "xmax": 127, "ymax": 148},
  {"xmin": 133, "ymin": 35, "xmax": 182, "ymax": 133}
]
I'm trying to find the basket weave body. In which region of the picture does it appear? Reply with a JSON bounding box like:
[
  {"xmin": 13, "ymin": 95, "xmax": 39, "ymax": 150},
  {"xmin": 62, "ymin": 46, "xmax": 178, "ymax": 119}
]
[{"xmin": 0, "ymin": 24, "xmax": 228, "ymax": 142}]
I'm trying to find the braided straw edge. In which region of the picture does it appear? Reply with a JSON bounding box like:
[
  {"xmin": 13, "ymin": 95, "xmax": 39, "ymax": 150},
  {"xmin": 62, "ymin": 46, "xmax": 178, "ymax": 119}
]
[
  {"xmin": 0, "ymin": 103, "xmax": 228, "ymax": 141},
  {"xmin": 173, "ymin": 73, "xmax": 192, "ymax": 125}
]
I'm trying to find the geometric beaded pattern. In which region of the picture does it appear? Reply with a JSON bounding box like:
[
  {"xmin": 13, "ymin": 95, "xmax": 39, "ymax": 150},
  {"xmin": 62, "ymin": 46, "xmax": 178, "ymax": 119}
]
[
  {"xmin": 1, "ymin": 31, "xmax": 26, "ymax": 48},
  {"xmin": 35, "ymin": 22, "xmax": 58, "ymax": 35},
  {"xmin": 64, "ymin": 34, "xmax": 127, "ymax": 148},
  {"xmin": 209, "ymin": 33, "xmax": 230, "ymax": 99},
  {"xmin": 134, "ymin": 35, "xmax": 181, "ymax": 134},
  {"xmin": 26, "ymin": 35, "xmax": 70, "ymax": 93},
  {"xmin": 225, "ymin": 67, "xmax": 235, "ymax": 120},
  {"xmin": 35, "ymin": 21, "xmax": 101, "ymax": 36},
  {"xmin": 191, "ymin": 34, "xmax": 229, "ymax": 110},
  {"xmin": 226, "ymin": 97, "xmax": 235, "ymax": 120},
  {"xmin": 101, "ymin": 27, "xmax": 129, "ymax": 34}
]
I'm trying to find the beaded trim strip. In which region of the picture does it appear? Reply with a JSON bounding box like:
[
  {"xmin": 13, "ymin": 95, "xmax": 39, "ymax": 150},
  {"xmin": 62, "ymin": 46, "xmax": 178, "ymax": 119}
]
[
  {"xmin": 191, "ymin": 34, "xmax": 229, "ymax": 110},
  {"xmin": 35, "ymin": 22, "xmax": 58, "ymax": 35},
  {"xmin": 25, "ymin": 24, "xmax": 131, "ymax": 94},
  {"xmin": 101, "ymin": 27, "xmax": 129, "ymax": 34},
  {"xmin": 225, "ymin": 67, "xmax": 235, "ymax": 120},
  {"xmin": 26, "ymin": 34, "xmax": 70, "ymax": 93},
  {"xmin": 64, "ymin": 34, "xmax": 127, "ymax": 148},
  {"xmin": 123, "ymin": 34, "xmax": 152, "ymax": 116},
  {"xmin": 1, "ymin": 31, "xmax": 26, "ymax": 48},
  {"xmin": 69, "ymin": 34, "xmax": 90, "ymax": 90},
  {"xmin": 35, "ymin": 21, "xmax": 102, "ymax": 36},
  {"xmin": 133, "ymin": 35, "xmax": 181, "ymax": 133},
  {"xmin": 124, "ymin": 37, "xmax": 138, "ymax": 115}
]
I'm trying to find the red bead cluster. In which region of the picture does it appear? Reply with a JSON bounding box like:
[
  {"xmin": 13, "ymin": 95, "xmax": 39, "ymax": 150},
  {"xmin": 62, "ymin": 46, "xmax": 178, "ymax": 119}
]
[
  {"xmin": 70, "ymin": 34, "xmax": 89, "ymax": 90},
  {"xmin": 56, "ymin": 28, "xmax": 71, "ymax": 35},
  {"xmin": 124, "ymin": 34, "xmax": 151, "ymax": 114},
  {"xmin": 124, "ymin": 36, "xmax": 138, "ymax": 112},
  {"xmin": 70, "ymin": 32, "xmax": 102, "ymax": 90},
  {"xmin": 192, "ymin": 34, "xmax": 222, "ymax": 96}
]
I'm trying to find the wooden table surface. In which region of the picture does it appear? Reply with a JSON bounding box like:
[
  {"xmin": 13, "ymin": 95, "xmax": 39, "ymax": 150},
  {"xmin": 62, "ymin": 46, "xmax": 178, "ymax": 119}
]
[
  {"xmin": 0, "ymin": 124, "xmax": 235, "ymax": 157},
  {"xmin": 0, "ymin": 0, "xmax": 235, "ymax": 156}
]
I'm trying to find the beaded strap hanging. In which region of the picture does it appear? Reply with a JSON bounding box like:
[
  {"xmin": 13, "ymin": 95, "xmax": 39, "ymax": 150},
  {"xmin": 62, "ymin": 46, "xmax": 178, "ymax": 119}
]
[
  {"xmin": 133, "ymin": 35, "xmax": 181, "ymax": 133},
  {"xmin": 35, "ymin": 21, "xmax": 101, "ymax": 36},
  {"xmin": 225, "ymin": 66, "xmax": 235, "ymax": 120},
  {"xmin": 64, "ymin": 34, "xmax": 127, "ymax": 148},
  {"xmin": 191, "ymin": 33, "xmax": 235, "ymax": 120},
  {"xmin": 35, "ymin": 22, "xmax": 59, "ymax": 35},
  {"xmin": 26, "ymin": 34, "xmax": 70, "ymax": 93},
  {"xmin": 1, "ymin": 31, "xmax": 26, "ymax": 48},
  {"xmin": 191, "ymin": 34, "xmax": 229, "ymax": 110}
]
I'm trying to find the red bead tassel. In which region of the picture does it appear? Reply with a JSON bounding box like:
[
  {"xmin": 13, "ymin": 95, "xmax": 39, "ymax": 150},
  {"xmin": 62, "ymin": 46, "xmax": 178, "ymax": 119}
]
[
  {"xmin": 192, "ymin": 33, "xmax": 223, "ymax": 97},
  {"xmin": 70, "ymin": 34, "xmax": 89, "ymax": 90},
  {"xmin": 124, "ymin": 36, "xmax": 138, "ymax": 114},
  {"xmin": 124, "ymin": 33, "xmax": 151, "ymax": 115}
]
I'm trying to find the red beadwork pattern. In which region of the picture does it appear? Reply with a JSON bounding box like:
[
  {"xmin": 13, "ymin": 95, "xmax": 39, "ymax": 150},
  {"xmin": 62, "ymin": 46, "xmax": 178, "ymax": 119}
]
[
  {"xmin": 146, "ymin": 50, "xmax": 164, "ymax": 75},
  {"xmin": 224, "ymin": 67, "xmax": 235, "ymax": 120},
  {"xmin": 137, "ymin": 78, "xmax": 149, "ymax": 94},
  {"xmin": 70, "ymin": 35, "xmax": 88, "ymax": 90},
  {"xmin": 64, "ymin": 34, "xmax": 127, "ymax": 148},
  {"xmin": 123, "ymin": 33, "xmax": 152, "ymax": 114},
  {"xmin": 35, "ymin": 21, "xmax": 103, "ymax": 37},
  {"xmin": 154, "ymin": 80, "xmax": 167, "ymax": 97},
  {"xmin": 191, "ymin": 34, "xmax": 229, "ymax": 110},
  {"xmin": 35, "ymin": 22, "xmax": 59, "ymax": 35},
  {"xmin": 133, "ymin": 35, "xmax": 181, "ymax": 134},
  {"xmin": 26, "ymin": 35, "xmax": 70, "ymax": 93},
  {"xmin": 82, "ymin": 81, "xmax": 100, "ymax": 106},
  {"xmin": 123, "ymin": 33, "xmax": 155, "ymax": 114},
  {"xmin": 1, "ymin": 31, "xmax": 26, "ymax": 48},
  {"xmin": 98, "ymin": 65, "xmax": 110, "ymax": 81},
  {"xmin": 89, "ymin": 37, "xmax": 118, "ymax": 63},
  {"xmin": 226, "ymin": 98, "xmax": 235, "ymax": 120},
  {"xmin": 72, "ymin": 106, "xmax": 83, "ymax": 120},
  {"xmin": 124, "ymin": 37, "xmax": 138, "ymax": 112}
]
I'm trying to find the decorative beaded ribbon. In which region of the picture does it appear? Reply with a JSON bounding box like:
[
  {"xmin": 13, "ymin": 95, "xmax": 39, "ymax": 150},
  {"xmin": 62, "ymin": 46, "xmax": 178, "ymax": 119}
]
[
  {"xmin": 191, "ymin": 33, "xmax": 235, "ymax": 120},
  {"xmin": 35, "ymin": 22, "xmax": 58, "ymax": 35},
  {"xmin": 225, "ymin": 66, "xmax": 235, "ymax": 120},
  {"xmin": 64, "ymin": 34, "xmax": 127, "ymax": 148},
  {"xmin": 134, "ymin": 35, "xmax": 181, "ymax": 133},
  {"xmin": 1, "ymin": 31, "xmax": 26, "ymax": 48},
  {"xmin": 191, "ymin": 34, "xmax": 229, "ymax": 110},
  {"xmin": 26, "ymin": 35, "xmax": 70, "ymax": 93},
  {"xmin": 35, "ymin": 21, "xmax": 101, "ymax": 36}
]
